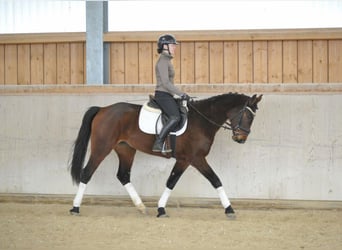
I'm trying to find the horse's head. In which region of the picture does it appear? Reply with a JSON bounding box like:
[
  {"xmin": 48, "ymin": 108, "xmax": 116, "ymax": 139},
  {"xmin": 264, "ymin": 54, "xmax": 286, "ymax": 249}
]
[{"xmin": 229, "ymin": 94, "xmax": 262, "ymax": 144}]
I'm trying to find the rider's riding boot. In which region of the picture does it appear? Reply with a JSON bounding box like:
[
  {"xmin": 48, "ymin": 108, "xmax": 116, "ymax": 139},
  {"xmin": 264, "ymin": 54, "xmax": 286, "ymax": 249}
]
[{"xmin": 152, "ymin": 117, "xmax": 179, "ymax": 152}]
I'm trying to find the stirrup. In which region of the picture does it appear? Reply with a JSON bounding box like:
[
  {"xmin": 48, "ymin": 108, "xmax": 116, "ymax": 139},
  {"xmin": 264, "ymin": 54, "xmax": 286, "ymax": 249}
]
[
  {"xmin": 152, "ymin": 140, "xmax": 172, "ymax": 153},
  {"xmin": 161, "ymin": 142, "xmax": 172, "ymax": 153}
]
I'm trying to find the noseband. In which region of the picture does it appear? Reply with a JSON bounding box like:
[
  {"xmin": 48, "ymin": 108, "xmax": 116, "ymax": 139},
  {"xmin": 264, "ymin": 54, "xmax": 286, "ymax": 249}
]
[{"xmin": 188, "ymin": 102, "xmax": 256, "ymax": 133}]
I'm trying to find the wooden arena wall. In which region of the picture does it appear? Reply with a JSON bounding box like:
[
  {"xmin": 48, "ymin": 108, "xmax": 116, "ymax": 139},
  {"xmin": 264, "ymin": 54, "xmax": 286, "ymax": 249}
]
[
  {"xmin": 0, "ymin": 33, "xmax": 86, "ymax": 85},
  {"xmin": 0, "ymin": 28, "xmax": 342, "ymax": 86}
]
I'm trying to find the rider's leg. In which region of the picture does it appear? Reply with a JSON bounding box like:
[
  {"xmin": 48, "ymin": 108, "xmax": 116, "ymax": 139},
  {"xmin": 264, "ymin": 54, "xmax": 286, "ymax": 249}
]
[
  {"xmin": 152, "ymin": 116, "xmax": 179, "ymax": 152},
  {"xmin": 152, "ymin": 91, "xmax": 181, "ymax": 152}
]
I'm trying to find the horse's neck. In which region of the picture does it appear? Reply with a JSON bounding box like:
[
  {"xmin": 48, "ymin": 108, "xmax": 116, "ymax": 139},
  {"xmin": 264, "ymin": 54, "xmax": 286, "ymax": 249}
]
[
  {"xmin": 193, "ymin": 101, "xmax": 229, "ymax": 127},
  {"xmin": 197, "ymin": 95, "xmax": 246, "ymax": 125}
]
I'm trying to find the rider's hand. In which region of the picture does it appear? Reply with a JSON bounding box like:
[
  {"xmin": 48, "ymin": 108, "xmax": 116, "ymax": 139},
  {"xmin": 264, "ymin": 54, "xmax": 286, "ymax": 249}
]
[{"xmin": 181, "ymin": 93, "xmax": 191, "ymax": 101}]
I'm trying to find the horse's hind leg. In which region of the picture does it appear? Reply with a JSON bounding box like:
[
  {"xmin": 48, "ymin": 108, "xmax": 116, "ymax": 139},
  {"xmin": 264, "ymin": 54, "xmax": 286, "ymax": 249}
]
[
  {"xmin": 115, "ymin": 142, "xmax": 146, "ymax": 214},
  {"xmin": 70, "ymin": 148, "xmax": 113, "ymax": 215}
]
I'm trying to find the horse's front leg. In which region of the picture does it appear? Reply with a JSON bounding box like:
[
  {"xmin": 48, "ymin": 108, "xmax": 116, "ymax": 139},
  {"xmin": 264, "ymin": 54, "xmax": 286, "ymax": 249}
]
[
  {"xmin": 157, "ymin": 160, "xmax": 189, "ymax": 217},
  {"xmin": 192, "ymin": 157, "xmax": 236, "ymax": 219},
  {"xmin": 115, "ymin": 143, "xmax": 147, "ymax": 214}
]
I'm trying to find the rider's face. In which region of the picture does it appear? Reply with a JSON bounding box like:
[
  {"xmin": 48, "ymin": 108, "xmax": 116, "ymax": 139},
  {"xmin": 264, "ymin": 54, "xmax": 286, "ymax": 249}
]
[{"xmin": 168, "ymin": 44, "xmax": 177, "ymax": 55}]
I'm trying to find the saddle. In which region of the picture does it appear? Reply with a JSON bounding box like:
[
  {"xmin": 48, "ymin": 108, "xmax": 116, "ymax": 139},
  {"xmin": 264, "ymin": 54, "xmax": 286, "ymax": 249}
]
[{"xmin": 138, "ymin": 95, "xmax": 188, "ymax": 136}]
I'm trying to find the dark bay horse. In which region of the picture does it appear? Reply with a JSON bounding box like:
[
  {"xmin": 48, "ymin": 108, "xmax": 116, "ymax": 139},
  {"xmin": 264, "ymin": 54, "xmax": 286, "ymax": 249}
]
[{"xmin": 69, "ymin": 93, "xmax": 262, "ymax": 218}]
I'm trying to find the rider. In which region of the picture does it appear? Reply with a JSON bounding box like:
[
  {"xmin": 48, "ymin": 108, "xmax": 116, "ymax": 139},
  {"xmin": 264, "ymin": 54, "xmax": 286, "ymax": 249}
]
[{"xmin": 152, "ymin": 34, "xmax": 190, "ymax": 152}]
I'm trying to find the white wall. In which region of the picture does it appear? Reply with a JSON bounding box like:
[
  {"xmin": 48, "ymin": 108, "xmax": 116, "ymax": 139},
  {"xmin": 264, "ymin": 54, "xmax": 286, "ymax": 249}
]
[
  {"xmin": 0, "ymin": 0, "xmax": 85, "ymax": 34},
  {"xmin": 1, "ymin": 0, "xmax": 341, "ymax": 33},
  {"xmin": 0, "ymin": 93, "xmax": 341, "ymax": 201}
]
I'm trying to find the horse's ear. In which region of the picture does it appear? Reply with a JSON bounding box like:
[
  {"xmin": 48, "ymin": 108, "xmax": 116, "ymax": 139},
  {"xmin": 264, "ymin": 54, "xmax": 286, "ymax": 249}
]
[
  {"xmin": 249, "ymin": 94, "xmax": 263, "ymax": 106},
  {"xmin": 256, "ymin": 94, "xmax": 263, "ymax": 103}
]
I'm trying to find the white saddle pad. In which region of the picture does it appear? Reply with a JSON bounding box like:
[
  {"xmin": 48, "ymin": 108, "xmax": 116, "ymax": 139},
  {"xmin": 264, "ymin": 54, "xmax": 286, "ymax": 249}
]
[{"xmin": 138, "ymin": 103, "xmax": 187, "ymax": 136}]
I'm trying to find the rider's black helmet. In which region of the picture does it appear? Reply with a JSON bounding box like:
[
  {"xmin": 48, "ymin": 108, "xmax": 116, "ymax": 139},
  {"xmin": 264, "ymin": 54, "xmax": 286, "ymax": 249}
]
[{"xmin": 157, "ymin": 34, "xmax": 178, "ymax": 54}]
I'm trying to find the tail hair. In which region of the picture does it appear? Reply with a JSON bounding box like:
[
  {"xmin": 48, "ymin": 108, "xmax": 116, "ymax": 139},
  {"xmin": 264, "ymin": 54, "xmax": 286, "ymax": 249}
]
[{"xmin": 69, "ymin": 106, "xmax": 100, "ymax": 184}]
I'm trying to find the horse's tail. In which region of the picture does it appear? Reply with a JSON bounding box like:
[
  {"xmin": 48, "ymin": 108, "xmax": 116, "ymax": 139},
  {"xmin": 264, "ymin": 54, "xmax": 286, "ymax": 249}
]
[{"xmin": 70, "ymin": 106, "xmax": 100, "ymax": 184}]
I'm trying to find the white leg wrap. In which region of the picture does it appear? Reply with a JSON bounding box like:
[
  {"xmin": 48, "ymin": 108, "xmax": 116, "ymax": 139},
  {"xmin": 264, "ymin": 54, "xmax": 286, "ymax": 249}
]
[
  {"xmin": 217, "ymin": 186, "xmax": 231, "ymax": 208},
  {"xmin": 124, "ymin": 183, "xmax": 143, "ymax": 206},
  {"xmin": 158, "ymin": 187, "xmax": 172, "ymax": 208},
  {"xmin": 73, "ymin": 182, "xmax": 87, "ymax": 207}
]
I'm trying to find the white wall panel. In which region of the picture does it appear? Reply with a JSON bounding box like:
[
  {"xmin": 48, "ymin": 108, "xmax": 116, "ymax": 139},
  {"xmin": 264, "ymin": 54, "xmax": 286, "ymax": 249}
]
[
  {"xmin": 0, "ymin": 93, "xmax": 341, "ymax": 201},
  {"xmin": 0, "ymin": 1, "xmax": 341, "ymax": 33},
  {"xmin": 0, "ymin": 0, "xmax": 85, "ymax": 34}
]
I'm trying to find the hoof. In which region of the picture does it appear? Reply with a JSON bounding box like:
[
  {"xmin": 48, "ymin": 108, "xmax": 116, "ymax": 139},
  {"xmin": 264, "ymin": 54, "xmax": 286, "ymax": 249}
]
[
  {"xmin": 137, "ymin": 203, "xmax": 148, "ymax": 215},
  {"xmin": 225, "ymin": 205, "xmax": 236, "ymax": 220},
  {"xmin": 69, "ymin": 206, "xmax": 80, "ymax": 215},
  {"xmin": 226, "ymin": 212, "xmax": 236, "ymax": 220},
  {"xmin": 157, "ymin": 207, "xmax": 169, "ymax": 218}
]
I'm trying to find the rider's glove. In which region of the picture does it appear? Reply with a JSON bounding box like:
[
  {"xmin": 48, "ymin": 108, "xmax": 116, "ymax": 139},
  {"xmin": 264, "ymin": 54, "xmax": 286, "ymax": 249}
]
[{"xmin": 181, "ymin": 93, "xmax": 191, "ymax": 101}]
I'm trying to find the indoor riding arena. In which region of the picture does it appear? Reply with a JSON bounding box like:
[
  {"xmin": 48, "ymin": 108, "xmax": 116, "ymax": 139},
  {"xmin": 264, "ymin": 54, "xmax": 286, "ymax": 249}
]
[{"xmin": 1, "ymin": 2, "xmax": 342, "ymax": 250}]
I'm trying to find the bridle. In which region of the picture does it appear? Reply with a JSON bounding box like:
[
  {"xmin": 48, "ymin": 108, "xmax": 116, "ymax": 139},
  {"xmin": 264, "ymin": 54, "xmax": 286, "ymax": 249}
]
[
  {"xmin": 230, "ymin": 104, "xmax": 256, "ymax": 135},
  {"xmin": 188, "ymin": 102, "xmax": 256, "ymax": 134}
]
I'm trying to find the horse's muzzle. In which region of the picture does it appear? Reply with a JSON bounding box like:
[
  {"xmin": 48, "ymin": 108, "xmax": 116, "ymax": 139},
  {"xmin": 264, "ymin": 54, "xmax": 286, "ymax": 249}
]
[{"xmin": 232, "ymin": 134, "xmax": 247, "ymax": 144}]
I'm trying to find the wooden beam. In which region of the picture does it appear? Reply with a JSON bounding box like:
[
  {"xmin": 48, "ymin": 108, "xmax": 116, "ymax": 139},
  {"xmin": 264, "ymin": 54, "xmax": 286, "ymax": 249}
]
[
  {"xmin": 0, "ymin": 32, "xmax": 86, "ymax": 44},
  {"xmin": 1, "ymin": 83, "xmax": 342, "ymax": 95},
  {"xmin": 2, "ymin": 28, "xmax": 341, "ymax": 44},
  {"xmin": 103, "ymin": 28, "xmax": 342, "ymax": 42}
]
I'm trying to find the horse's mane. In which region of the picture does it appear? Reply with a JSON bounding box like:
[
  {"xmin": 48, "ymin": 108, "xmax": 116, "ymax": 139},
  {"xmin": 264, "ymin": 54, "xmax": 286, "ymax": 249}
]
[
  {"xmin": 191, "ymin": 92, "xmax": 249, "ymax": 107},
  {"xmin": 185, "ymin": 92, "xmax": 250, "ymax": 132},
  {"xmin": 187, "ymin": 92, "xmax": 250, "ymax": 126}
]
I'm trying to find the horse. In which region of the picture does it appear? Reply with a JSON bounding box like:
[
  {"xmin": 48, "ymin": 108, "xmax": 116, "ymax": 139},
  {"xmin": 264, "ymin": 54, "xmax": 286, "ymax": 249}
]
[{"xmin": 69, "ymin": 92, "xmax": 262, "ymax": 219}]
